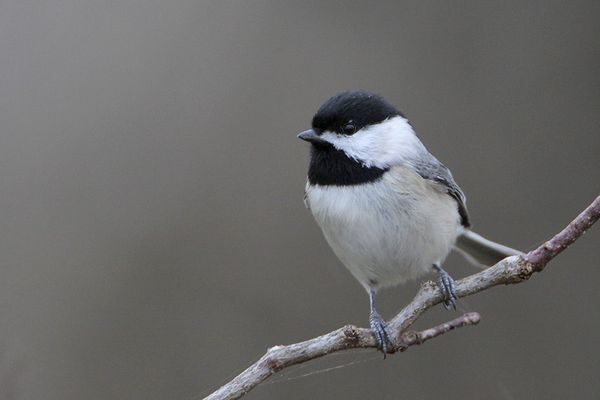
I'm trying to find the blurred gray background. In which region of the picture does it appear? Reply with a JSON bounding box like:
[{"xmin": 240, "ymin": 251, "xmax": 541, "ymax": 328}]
[{"xmin": 0, "ymin": 1, "xmax": 599, "ymax": 399}]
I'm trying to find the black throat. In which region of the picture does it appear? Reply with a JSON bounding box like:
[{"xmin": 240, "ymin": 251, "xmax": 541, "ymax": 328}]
[{"xmin": 307, "ymin": 143, "xmax": 388, "ymax": 186}]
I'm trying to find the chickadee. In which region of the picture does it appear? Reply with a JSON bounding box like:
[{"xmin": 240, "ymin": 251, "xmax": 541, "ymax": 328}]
[{"xmin": 298, "ymin": 91, "xmax": 521, "ymax": 355}]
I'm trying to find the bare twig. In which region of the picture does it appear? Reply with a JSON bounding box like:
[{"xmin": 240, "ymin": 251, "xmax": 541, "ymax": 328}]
[
  {"xmin": 205, "ymin": 196, "xmax": 600, "ymax": 400},
  {"xmin": 401, "ymin": 312, "xmax": 481, "ymax": 348}
]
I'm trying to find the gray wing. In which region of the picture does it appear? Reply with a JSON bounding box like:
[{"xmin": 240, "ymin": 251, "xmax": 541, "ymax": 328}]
[{"xmin": 411, "ymin": 154, "xmax": 471, "ymax": 228}]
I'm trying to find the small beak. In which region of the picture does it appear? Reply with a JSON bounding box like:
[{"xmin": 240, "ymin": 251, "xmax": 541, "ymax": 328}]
[{"xmin": 297, "ymin": 129, "xmax": 326, "ymax": 145}]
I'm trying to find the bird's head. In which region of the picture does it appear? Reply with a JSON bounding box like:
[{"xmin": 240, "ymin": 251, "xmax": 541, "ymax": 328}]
[{"xmin": 298, "ymin": 91, "xmax": 422, "ymax": 169}]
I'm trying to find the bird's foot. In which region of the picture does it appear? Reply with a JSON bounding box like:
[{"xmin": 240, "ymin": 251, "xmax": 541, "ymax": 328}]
[
  {"xmin": 369, "ymin": 310, "xmax": 392, "ymax": 357},
  {"xmin": 434, "ymin": 264, "xmax": 457, "ymax": 310}
]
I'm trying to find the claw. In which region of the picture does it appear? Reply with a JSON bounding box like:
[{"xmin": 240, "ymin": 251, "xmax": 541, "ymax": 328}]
[
  {"xmin": 368, "ymin": 289, "xmax": 392, "ymax": 357},
  {"xmin": 370, "ymin": 311, "xmax": 391, "ymax": 357},
  {"xmin": 434, "ymin": 264, "xmax": 457, "ymax": 310}
]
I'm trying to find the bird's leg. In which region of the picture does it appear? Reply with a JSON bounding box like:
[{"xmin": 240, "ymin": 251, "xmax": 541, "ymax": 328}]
[
  {"xmin": 368, "ymin": 289, "xmax": 391, "ymax": 357},
  {"xmin": 433, "ymin": 264, "xmax": 457, "ymax": 310}
]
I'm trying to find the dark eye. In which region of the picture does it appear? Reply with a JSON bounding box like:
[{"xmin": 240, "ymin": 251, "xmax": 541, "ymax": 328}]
[{"xmin": 341, "ymin": 123, "xmax": 356, "ymax": 135}]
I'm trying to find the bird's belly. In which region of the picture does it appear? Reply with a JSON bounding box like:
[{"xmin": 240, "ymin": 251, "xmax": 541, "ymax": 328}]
[{"xmin": 306, "ymin": 171, "xmax": 461, "ymax": 290}]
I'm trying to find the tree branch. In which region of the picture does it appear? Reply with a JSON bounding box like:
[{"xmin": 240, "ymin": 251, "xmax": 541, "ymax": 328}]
[{"xmin": 205, "ymin": 196, "xmax": 600, "ymax": 400}]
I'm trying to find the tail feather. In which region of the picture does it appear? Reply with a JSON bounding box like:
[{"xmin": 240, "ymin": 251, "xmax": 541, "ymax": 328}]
[{"xmin": 455, "ymin": 230, "xmax": 523, "ymax": 268}]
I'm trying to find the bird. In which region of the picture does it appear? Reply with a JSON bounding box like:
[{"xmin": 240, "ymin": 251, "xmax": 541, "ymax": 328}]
[{"xmin": 298, "ymin": 91, "xmax": 521, "ymax": 355}]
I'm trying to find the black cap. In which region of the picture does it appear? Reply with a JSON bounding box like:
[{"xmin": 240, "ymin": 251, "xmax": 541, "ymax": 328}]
[{"xmin": 311, "ymin": 91, "xmax": 402, "ymax": 135}]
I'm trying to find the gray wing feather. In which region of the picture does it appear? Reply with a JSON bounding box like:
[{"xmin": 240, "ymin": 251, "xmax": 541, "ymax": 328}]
[{"xmin": 410, "ymin": 154, "xmax": 471, "ymax": 227}]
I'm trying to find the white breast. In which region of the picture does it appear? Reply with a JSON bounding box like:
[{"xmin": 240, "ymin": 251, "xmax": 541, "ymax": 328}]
[{"xmin": 305, "ymin": 165, "xmax": 462, "ymax": 291}]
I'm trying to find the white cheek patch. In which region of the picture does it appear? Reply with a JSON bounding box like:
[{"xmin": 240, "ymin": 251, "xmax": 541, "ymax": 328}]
[{"xmin": 319, "ymin": 116, "xmax": 426, "ymax": 169}]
